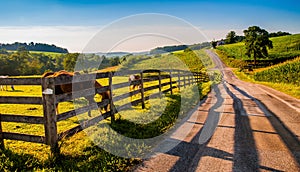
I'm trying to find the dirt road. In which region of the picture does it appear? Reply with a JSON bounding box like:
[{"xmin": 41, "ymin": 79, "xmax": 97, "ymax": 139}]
[{"xmin": 134, "ymin": 50, "xmax": 300, "ymax": 172}]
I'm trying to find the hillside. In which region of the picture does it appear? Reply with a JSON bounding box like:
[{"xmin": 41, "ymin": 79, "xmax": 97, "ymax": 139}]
[
  {"xmin": 216, "ymin": 34, "xmax": 300, "ymax": 66},
  {"xmin": 121, "ymin": 49, "xmax": 213, "ymax": 73},
  {"xmin": 254, "ymin": 57, "xmax": 300, "ymax": 86}
]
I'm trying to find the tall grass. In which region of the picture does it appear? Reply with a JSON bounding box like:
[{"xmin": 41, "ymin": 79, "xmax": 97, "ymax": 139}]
[{"xmin": 254, "ymin": 57, "xmax": 300, "ymax": 86}]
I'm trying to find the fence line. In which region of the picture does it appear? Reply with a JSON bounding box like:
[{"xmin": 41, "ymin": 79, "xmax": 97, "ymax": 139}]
[{"xmin": 0, "ymin": 69, "xmax": 209, "ymax": 154}]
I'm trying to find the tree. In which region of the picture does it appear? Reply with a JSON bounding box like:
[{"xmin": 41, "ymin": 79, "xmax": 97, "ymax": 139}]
[
  {"xmin": 63, "ymin": 53, "xmax": 79, "ymax": 71},
  {"xmin": 211, "ymin": 41, "xmax": 217, "ymax": 49},
  {"xmin": 225, "ymin": 31, "xmax": 237, "ymax": 44},
  {"xmin": 243, "ymin": 26, "xmax": 273, "ymax": 65}
]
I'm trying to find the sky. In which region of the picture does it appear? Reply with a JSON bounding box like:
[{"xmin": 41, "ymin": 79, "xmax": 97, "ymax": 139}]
[{"xmin": 0, "ymin": 0, "xmax": 299, "ymax": 52}]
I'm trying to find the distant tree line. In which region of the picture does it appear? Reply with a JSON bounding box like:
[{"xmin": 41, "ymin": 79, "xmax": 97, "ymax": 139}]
[
  {"xmin": 0, "ymin": 42, "xmax": 68, "ymax": 53},
  {"xmin": 149, "ymin": 42, "xmax": 211, "ymax": 54},
  {"xmin": 212, "ymin": 30, "xmax": 291, "ymax": 49},
  {"xmin": 150, "ymin": 45, "xmax": 188, "ymax": 54},
  {"xmin": 0, "ymin": 48, "xmax": 120, "ymax": 76},
  {"xmin": 269, "ymin": 31, "xmax": 291, "ymax": 38}
]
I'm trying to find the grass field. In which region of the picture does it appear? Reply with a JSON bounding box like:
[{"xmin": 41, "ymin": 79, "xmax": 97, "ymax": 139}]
[
  {"xmin": 216, "ymin": 34, "xmax": 300, "ymax": 61},
  {"xmin": 215, "ymin": 34, "xmax": 300, "ymax": 99},
  {"xmin": 0, "ymin": 49, "xmax": 214, "ymax": 171}
]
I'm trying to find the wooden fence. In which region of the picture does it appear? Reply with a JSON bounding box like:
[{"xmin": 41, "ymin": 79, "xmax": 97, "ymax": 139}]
[{"xmin": 0, "ymin": 69, "xmax": 209, "ymax": 153}]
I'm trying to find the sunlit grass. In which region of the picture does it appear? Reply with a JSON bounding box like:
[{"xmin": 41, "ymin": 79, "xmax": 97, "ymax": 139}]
[
  {"xmin": 233, "ymin": 69, "xmax": 300, "ymax": 99},
  {"xmin": 0, "ymin": 49, "xmax": 214, "ymax": 170}
]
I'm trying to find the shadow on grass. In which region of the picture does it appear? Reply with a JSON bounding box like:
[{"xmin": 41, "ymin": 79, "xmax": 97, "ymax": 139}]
[
  {"xmin": 45, "ymin": 145, "xmax": 140, "ymax": 172},
  {"xmin": 110, "ymin": 94, "xmax": 181, "ymax": 139},
  {"xmin": 0, "ymin": 145, "xmax": 139, "ymax": 172},
  {"xmin": 0, "ymin": 148, "xmax": 42, "ymax": 171}
]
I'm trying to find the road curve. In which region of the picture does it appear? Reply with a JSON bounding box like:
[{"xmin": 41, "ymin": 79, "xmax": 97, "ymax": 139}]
[{"xmin": 134, "ymin": 50, "xmax": 300, "ymax": 172}]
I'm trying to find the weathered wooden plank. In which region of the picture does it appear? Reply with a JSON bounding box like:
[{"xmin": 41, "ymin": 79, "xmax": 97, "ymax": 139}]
[
  {"xmin": 112, "ymin": 82, "xmax": 129, "ymax": 90},
  {"xmin": 113, "ymin": 70, "xmax": 142, "ymax": 76},
  {"xmin": 54, "ymin": 72, "xmax": 110, "ymax": 85},
  {"xmin": 112, "ymin": 89, "xmax": 140, "ymax": 102},
  {"xmin": 57, "ymin": 99, "xmax": 109, "ymax": 121},
  {"xmin": 2, "ymin": 132, "xmax": 45, "ymax": 144},
  {"xmin": 144, "ymin": 85, "xmax": 160, "ymax": 92},
  {"xmin": 55, "ymin": 86, "xmax": 109, "ymax": 103},
  {"xmin": 1, "ymin": 114, "xmax": 44, "ymax": 124},
  {"xmin": 142, "ymin": 69, "xmax": 161, "ymax": 73},
  {"xmin": 58, "ymin": 111, "xmax": 111, "ymax": 140},
  {"xmin": 58, "ymin": 125, "xmax": 82, "ymax": 140},
  {"xmin": 0, "ymin": 96, "xmax": 43, "ymax": 104},
  {"xmin": 0, "ymin": 114, "xmax": 4, "ymax": 149},
  {"xmin": 0, "ymin": 78, "xmax": 41, "ymax": 85}
]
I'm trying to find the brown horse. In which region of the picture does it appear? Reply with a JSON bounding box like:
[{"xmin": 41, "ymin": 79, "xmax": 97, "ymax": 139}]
[{"xmin": 42, "ymin": 70, "xmax": 110, "ymax": 116}]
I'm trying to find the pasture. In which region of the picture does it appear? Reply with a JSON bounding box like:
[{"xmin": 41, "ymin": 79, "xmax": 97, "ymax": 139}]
[
  {"xmin": 216, "ymin": 34, "xmax": 300, "ymax": 63},
  {"xmin": 0, "ymin": 49, "xmax": 215, "ymax": 171},
  {"xmin": 0, "ymin": 75, "xmax": 211, "ymax": 171}
]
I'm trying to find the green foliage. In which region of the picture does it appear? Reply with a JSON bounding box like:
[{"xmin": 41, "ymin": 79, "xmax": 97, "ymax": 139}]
[
  {"xmin": 225, "ymin": 31, "xmax": 237, "ymax": 44},
  {"xmin": 243, "ymin": 26, "xmax": 273, "ymax": 64},
  {"xmin": 268, "ymin": 34, "xmax": 300, "ymax": 59},
  {"xmin": 216, "ymin": 34, "xmax": 300, "ymax": 67},
  {"xmin": 0, "ymin": 42, "xmax": 68, "ymax": 53},
  {"xmin": 215, "ymin": 49, "xmax": 249, "ymax": 69},
  {"xmin": 121, "ymin": 49, "xmax": 213, "ymax": 73},
  {"xmin": 63, "ymin": 53, "xmax": 79, "ymax": 72},
  {"xmin": 254, "ymin": 57, "xmax": 300, "ymax": 85},
  {"xmin": 269, "ymin": 31, "xmax": 291, "ymax": 38},
  {"xmin": 211, "ymin": 41, "xmax": 217, "ymax": 49}
]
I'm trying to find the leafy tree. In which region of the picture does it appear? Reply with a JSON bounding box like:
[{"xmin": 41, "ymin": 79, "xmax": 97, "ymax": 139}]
[
  {"xmin": 225, "ymin": 31, "xmax": 237, "ymax": 44},
  {"xmin": 243, "ymin": 26, "xmax": 273, "ymax": 65},
  {"xmin": 63, "ymin": 53, "xmax": 79, "ymax": 71},
  {"xmin": 110, "ymin": 57, "xmax": 120, "ymax": 66},
  {"xmin": 211, "ymin": 41, "xmax": 217, "ymax": 49}
]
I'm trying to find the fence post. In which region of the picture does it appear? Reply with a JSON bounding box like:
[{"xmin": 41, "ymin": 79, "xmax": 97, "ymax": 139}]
[
  {"xmin": 0, "ymin": 114, "xmax": 4, "ymax": 150},
  {"xmin": 41, "ymin": 77, "xmax": 59, "ymax": 156},
  {"xmin": 188, "ymin": 74, "xmax": 191, "ymax": 86},
  {"xmin": 169, "ymin": 70, "xmax": 173, "ymax": 95},
  {"xmin": 177, "ymin": 70, "xmax": 181, "ymax": 91},
  {"xmin": 183, "ymin": 72, "xmax": 186, "ymax": 88},
  {"xmin": 158, "ymin": 71, "xmax": 162, "ymax": 96},
  {"xmin": 108, "ymin": 72, "xmax": 115, "ymax": 121},
  {"xmin": 140, "ymin": 72, "xmax": 145, "ymax": 109}
]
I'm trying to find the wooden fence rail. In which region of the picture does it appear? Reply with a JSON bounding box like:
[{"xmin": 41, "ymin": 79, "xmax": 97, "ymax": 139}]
[{"xmin": 0, "ymin": 69, "xmax": 209, "ymax": 153}]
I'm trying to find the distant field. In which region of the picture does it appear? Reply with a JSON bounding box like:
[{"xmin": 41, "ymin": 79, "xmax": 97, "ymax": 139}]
[
  {"xmin": 29, "ymin": 51, "xmax": 66, "ymax": 56},
  {"xmin": 254, "ymin": 57, "xmax": 300, "ymax": 86},
  {"xmin": 7, "ymin": 50, "xmax": 65, "ymax": 56},
  {"xmin": 216, "ymin": 34, "xmax": 300, "ymax": 61},
  {"xmin": 121, "ymin": 49, "xmax": 214, "ymax": 72}
]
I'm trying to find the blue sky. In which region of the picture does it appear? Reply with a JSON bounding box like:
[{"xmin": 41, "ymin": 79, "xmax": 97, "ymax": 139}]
[{"xmin": 0, "ymin": 0, "xmax": 299, "ymax": 52}]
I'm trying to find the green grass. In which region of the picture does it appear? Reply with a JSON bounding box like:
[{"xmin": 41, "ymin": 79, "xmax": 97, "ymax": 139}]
[
  {"xmin": 216, "ymin": 33, "xmax": 300, "ymax": 62},
  {"xmin": 233, "ymin": 69, "xmax": 300, "ymax": 99},
  {"xmin": 0, "ymin": 51, "xmax": 213, "ymax": 171},
  {"xmin": 215, "ymin": 34, "xmax": 300, "ymax": 99},
  {"xmin": 253, "ymin": 57, "xmax": 300, "ymax": 86},
  {"xmin": 0, "ymin": 83, "xmax": 210, "ymax": 171},
  {"xmin": 121, "ymin": 49, "xmax": 214, "ymax": 73}
]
